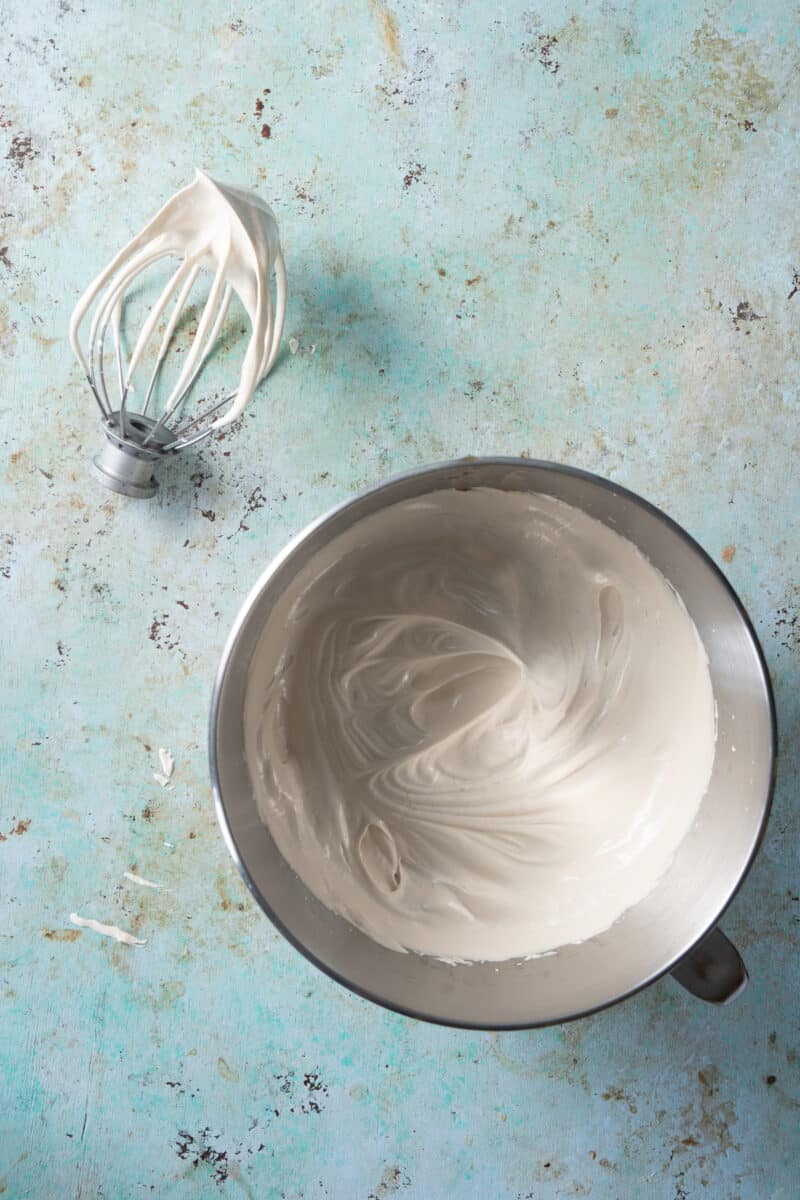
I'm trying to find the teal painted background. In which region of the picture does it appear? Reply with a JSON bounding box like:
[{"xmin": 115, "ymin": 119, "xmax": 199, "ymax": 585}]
[{"xmin": 1, "ymin": 1, "xmax": 798, "ymax": 1196}]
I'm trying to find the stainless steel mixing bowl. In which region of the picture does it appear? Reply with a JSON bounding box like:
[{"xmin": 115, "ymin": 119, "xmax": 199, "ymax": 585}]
[{"xmin": 210, "ymin": 458, "xmax": 776, "ymax": 1028}]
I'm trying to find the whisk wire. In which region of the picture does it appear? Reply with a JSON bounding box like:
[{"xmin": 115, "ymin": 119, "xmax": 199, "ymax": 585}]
[
  {"xmin": 141, "ymin": 262, "xmax": 201, "ymax": 416},
  {"xmin": 125, "ymin": 259, "xmax": 194, "ymax": 398},
  {"xmin": 164, "ymin": 389, "xmax": 237, "ymax": 449},
  {"xmin": 140, "ymin": 264, "xmax": 230, "ymax": 448},
  {"xmin": 89, "ymin": 246, "xmax": 169, "ymax": 381},
  {"xmin": 92, "ymin": 248, "xmax": 172, "ymax": 416},
  {"xmin": 163, "ymin": 257, "xmax": 230, "ymax": 416},
  {"xmin": 261, "ymin": 249, "xmax": 287, "ymax": 379},
  {"xmin": 171, "ymin": 283, "xmax": 234, "ymax": 417}
]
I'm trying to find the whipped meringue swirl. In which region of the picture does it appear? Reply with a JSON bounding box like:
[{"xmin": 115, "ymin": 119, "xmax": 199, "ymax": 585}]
[{"xmin": 244, "ymin": 488, "xmax": 716, "ymax": 961}]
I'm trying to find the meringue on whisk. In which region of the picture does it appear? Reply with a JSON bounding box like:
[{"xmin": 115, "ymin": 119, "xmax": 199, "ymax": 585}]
[{"xmin": 69, "ymin": 169, "xmax": 287, "ymax": 498}]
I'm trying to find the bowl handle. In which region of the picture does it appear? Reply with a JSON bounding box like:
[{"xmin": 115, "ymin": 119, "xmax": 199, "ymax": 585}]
[{"xmin": 670, "ymin": 926, "xmax": 748, "ymax": 1004}]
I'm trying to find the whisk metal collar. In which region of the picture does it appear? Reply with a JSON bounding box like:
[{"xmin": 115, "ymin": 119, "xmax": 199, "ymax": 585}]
[{"xmin": 92, "ymin": 412, "xmax": 174, "ymax": 499}]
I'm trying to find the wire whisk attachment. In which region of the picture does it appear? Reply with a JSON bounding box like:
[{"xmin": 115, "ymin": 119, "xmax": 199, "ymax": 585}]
[{"xmin": 69, "ymin": 169, "xmax": 286, "ymax": 497}]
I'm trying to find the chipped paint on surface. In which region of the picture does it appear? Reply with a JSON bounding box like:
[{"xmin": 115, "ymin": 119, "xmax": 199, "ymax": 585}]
[{"xmin": 1, "ymin": 0, "xmax": 798, "ymax": 1197}]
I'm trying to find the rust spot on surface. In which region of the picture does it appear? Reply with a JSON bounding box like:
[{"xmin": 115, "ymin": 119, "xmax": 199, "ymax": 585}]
[
  {"xmin": 765, "ymin": 1074, "xmax": 777, "ymax": 1086},
  {"xmin": 200, "ymin": 509, "xmax": 216, "ymax": 522},
  {"xmin": 605, "ymin": 107, "xmax": 619, "ymax": 118},
  {"xmin": 601, "ymin": 1085, "xmax": 637, "ymax": 1114},
  {"xmin": 731, "ymin": 300, "xmax": 764, "ymax": 331},
  {"xmin": 32, "ymin": 330, "xmax": 59, "ymax": 349},
  {"xmin": 535, "ymin": 34, "xmax": 560, "ymax": 74},
  {"xmin": 43, "ymin": 928, "xmax": 81, "ymax": 942},
  {"xmin": 724, "ymin": 112, "xmax": 756, "ymax": 131},
  {"xmin": 260, "ymin": 123, "xmax": 271, "ymax": 140},
  {"xmin": 6, "ymin": 133, "xmax": 39, "ymax": 170},
  {"xmin": 217, "ymin": 1056, "xmax": 239, "ymax": 1082},
  {"xmin": 369, "ymin": 1162, "xmax": 410, "ymax": 1196},
  {"xmin": 174, "ymin": 1129, "xmax": 229, "ymax": 1183},
  {"xmin": 217, "ymin": 884, "xmax": 232, "ymax": 911},
  {"xmin": 0, "ymin": 247, "xmax": 11, "ymax": 269},
  {"xmin": 255, "ymin": 97, "xmax": 264, "ymax": 116},
  {"xmin": 774, "ymin": 601, "xmax": 799, "ymax": 653},
  {"xmin": 235, "ymin": 486, "xmax": 268, "ymax": 534},
  {"xmin": 0, "ymin": 818, "xmax": 30, "ymax": 841},
  {"xmin": 681, "ymin": 1065, "xmax": 740, "ymax": 1155},
  {"xmin": 402, "ymin": 162, "xmax": 425, "ymax": 190},
  {"xmin": 369, "ymin": 0, "xmax": 402, "ymax": 61},
  {"xmin": 465, "ymin": 275, "xmax": 482, "ymax": 286},
  {"xmin": 722, "ymin": 544, "xmax": 736, "ymax": 562},
  {"xmin": 148, "ymin": 613, "xmax": 180, "ymax": 652}
]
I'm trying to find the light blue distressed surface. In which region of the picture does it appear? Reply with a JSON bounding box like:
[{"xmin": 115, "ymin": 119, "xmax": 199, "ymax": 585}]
[{"xmin": 1, "ymin": 1, "xmax": 798, "ymax": 1196}]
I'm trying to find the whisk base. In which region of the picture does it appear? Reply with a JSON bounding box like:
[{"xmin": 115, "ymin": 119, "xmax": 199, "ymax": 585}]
[
  {"xmin": 92, "ymin": 413, "xmax": 174, "ymax": 499},
  {"xmin": 92, "ymin": 450, "xmax": 158, "ymax": 498}
]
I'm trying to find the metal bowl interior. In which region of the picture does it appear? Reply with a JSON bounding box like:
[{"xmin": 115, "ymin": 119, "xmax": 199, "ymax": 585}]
[{"xmin": 210, "ymin": 458, "xmax": 776, "ymax": 1029}]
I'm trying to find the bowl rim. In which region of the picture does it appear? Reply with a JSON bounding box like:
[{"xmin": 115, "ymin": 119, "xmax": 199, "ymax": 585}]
[{"xmin": 209, "ymin": 456, "xmax": 778, "ymax": 1030}]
